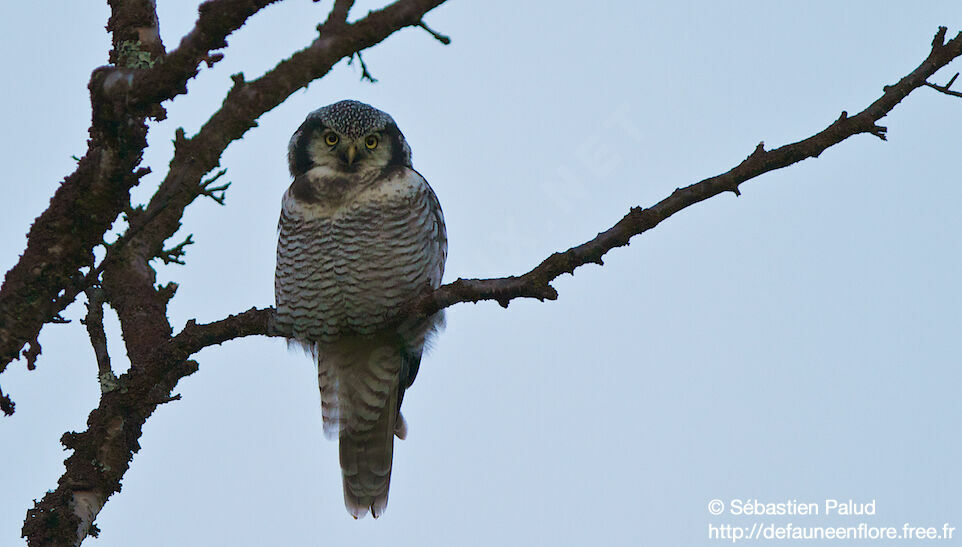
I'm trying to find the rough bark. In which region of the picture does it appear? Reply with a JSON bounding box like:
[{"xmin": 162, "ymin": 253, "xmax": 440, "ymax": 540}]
[{"xmin": 0, "ymin": 0, "xmax": 281, "ymax": 404}]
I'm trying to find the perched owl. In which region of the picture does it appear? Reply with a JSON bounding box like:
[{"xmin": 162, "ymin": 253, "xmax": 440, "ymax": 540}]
[{"xmin": 275, "ymin": 100, "xmax": 446, "ymax": 519}]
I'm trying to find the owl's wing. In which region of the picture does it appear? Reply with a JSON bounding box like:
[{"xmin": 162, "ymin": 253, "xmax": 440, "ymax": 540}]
[
  {"xmin": 412, "ymin": 168, "xmax": 447, "ymax": 288},
  {"xmin": 394, "ymin": 170, "xmax": 447, "ymax": 417}
]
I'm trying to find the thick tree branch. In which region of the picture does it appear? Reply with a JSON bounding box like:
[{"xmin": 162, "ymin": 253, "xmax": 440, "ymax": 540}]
[
  {"xmin": 174, "ymin": 307, "xmax": 278, "ymax": 355},
  {"xmin": 0, "ymin": 0, "xmax": 278, "ymax": 404},
  {"xmin": 130, "ymin": 0, "xmax": 282, "ymax": 106},
  {"xmin": 0, "ymin": 100, "xmax": 149, "ymax": 381},
  {"xmin": 107, "ymin": 0, "xmax": 165, "ymax": 65},
  {"xmin": 322, "ymin": 0, "xmax": 356, "ymax": 31},
  {"xmin": 22, "ymin": 251, "xmax": 182, "ymax": 546}
]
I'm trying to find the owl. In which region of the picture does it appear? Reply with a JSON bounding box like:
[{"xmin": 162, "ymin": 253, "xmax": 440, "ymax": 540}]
[{"xmin": 275, "ymin": 100, "xmax": 447, "ymax": 519}]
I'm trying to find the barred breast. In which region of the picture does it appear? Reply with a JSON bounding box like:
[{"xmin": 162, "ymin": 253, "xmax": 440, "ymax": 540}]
[{"xmin": 274, "ymin": 166, "xmax": 446, "ymax": 344}]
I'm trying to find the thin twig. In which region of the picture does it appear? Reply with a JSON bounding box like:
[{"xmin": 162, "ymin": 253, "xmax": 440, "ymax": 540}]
[
  {"xmin": 348, "ymin": 51, "xmax": 378, "ymax": 82},
  {"xmin": 418, "ymin": 20, "xmax": 451, "ymax": 44},
  {"xmin": 923, "ymin": 72, "xmax": 962, "ymax": 97}
]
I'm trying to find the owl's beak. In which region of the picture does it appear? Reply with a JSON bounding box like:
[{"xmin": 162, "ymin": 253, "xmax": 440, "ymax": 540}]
[{"xmin": 342, "ymin": 144, "xmax": 357, "ymax": 166}]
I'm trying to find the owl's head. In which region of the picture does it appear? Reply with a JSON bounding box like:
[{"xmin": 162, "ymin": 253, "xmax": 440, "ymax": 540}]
[{"xmin": 287, "ymin": 100, "xmax": 412, "ymax": 177}]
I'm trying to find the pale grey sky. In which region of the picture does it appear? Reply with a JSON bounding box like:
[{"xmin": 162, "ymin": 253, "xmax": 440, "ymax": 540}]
[{"xmin": 3, "ymin": 2, "xmax": 962, "ymax": 546}]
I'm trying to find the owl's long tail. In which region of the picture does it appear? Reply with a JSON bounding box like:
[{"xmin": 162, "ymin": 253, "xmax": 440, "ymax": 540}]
[
  {"xmin": 318, "ymin": 336, "xmax": 404, "ymax": 519},
  {"xmin": 339, "ymin": 387, "xmax": 397, "ymax": 519}
]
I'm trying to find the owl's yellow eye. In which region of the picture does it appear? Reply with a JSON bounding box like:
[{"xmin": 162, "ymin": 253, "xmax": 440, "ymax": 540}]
[
  {"xmin": 364, "ymin": 135, "xmax": 379, "ymax": 149},
  {"xmin": 324, "ymin": 133, "xmax": 339, "ymax": 146}
]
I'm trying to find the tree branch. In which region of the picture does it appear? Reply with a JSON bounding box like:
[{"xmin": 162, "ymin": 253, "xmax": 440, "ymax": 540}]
[
  {"xmin": 22, "ymin": 252, "xmax": 182, "ymax": 545},
  {"xmin": 129, "ymin": 0, "xmax": 282, "ymax": 106},
  {"xmin": 418, "ymin": 20, "xmax": 451, "ymax": 44},
  {"xmin": 0, "ymin": 0, "xmax": 279, "ymax": 405},
  {"xmin": 924, "ymin": 71, "xmax": 962, "ymax": 97},
  {"xmin": 81, "ymin": 288, "xmax": 118, "ymax": 393},
  {"xmin": 321, "ymin": 0, "xmax": 355, "ymax": 31},
  {"xmin": 398, "ymin": 27, "xmax": 962, "ymax": 316},
  {"xmin": 107, "ymin": 0, "xmax": 165, "ymax": 66},
  {"xmin": 174, "ymin": 307, "xmax": 279, "ymax": 355}
]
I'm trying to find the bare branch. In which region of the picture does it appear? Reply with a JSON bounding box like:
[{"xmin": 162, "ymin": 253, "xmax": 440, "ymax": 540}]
[
  {"xmin": 81, "ymin": 288, "xmax": 118, "ymax": 393},
  {"xmin": 107, "ymin": 0, "xmax": 165, "ymax": 65},
  {"xmin": 22, "ymin": 338, "xmax": 42, "ymax": 371},
  {"xmin": 22, "ymin": 252, "xmax": 181, "ymax": 545},
  {"xmin": 0, "ymin": 0, "xmax": 280, "ymax": 399},
  {"xmin": 173, "ymin": 308, "xmax": 279, "ymax": 355},
  {"xmin": 924, "ymin": 71, "xmax": 962, "ymax": 97},
  {"xmin": 199, "ymin": 169, "xmax": 231, "ymax": 205},
  {"xmin": 347, "ymin": 51, "xmax": 379, "ymax": 82},
  {"xmin": 0, "ymin": 153, "xmax": 147, "ymax": 379},
  {"xmin": 128, "ymin": 0, "xmax": 283, "ymax": 106},
  {"xmin": 157, "ymin": 235, "xmax": 195, "ymax": 265},
  {"xmin": 406, "ymin": 26, "xmax": 962, "ymax": 316},
  {"xmin": 0, "ymin": 388, "xmax": 13, "ymax": 416},
  {"xmin": 320, "ymin": 0, "xmax": 356, "ymax": 31},
  {"xmin": 418, "ymin": 20, "xmax": 451, "ymax": 44}
]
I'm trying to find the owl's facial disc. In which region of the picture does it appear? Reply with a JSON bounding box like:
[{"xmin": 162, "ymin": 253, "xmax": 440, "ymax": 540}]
[{"xmin": 288, "ymin": 101, "xmax": 412, "ymax": 177}]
